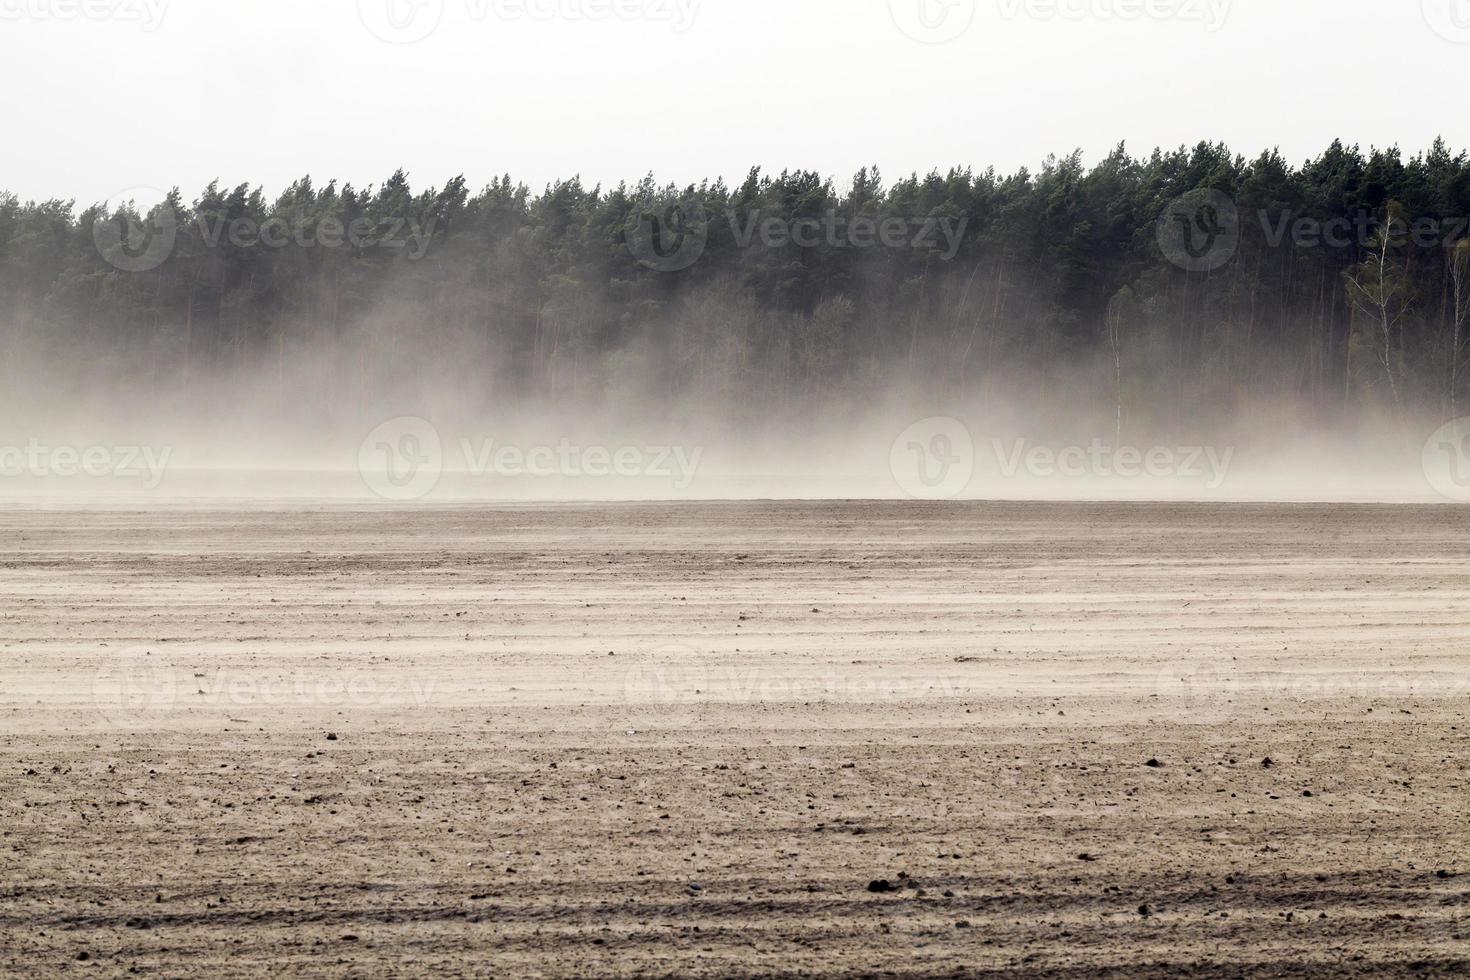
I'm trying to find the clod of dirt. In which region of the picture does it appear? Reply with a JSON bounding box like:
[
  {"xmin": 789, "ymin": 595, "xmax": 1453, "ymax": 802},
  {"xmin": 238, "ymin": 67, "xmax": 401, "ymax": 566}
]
[
  {"xmin": 1262, "ymin": 757, "xmax": 1274, "ymax": 768},
  {"xmin": 955, "ymin": 920, "xmax": 971, "ymax": 929},
  {"xmin": 867, "ymin": 879, "xmax": 897, "ymax": 893},
  {"xmin": 1145, "ymin": 759, "xmax": 1163, "ymax": 768},
  {"xmin": 1138, "ymin": 904, "xmax": 1151, "ymax": 916}
]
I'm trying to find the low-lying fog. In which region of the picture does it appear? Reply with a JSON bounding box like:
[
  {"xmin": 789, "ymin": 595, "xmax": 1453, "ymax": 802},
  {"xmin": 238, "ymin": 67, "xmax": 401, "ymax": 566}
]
[{"xmin": 2, "ymin": 336, "xmax": 1462, "ymax": 504}]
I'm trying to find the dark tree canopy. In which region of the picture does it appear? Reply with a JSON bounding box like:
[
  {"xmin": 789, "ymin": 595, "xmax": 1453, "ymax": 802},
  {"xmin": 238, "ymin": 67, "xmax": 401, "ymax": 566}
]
[{"xmin": 4, "ymin": 141, "xmax": 1469, "ymax": 427}]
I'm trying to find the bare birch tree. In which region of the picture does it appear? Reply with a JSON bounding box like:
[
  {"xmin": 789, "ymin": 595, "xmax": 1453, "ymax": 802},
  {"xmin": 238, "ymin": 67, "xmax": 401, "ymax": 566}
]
[
  {"xmin": 1345, "ymin": 202, "xmax": 1410, "ymax": 408},
  {"xmin": 1450, "ymin": 239, "xmax": 1470, "ymax": 417}
]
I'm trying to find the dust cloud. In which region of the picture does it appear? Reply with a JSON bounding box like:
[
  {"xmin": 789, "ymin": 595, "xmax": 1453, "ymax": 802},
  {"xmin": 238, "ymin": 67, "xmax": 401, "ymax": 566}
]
[{"xmin": 0, "ymin": 323, "xmax": 1450, "ymax": 503}]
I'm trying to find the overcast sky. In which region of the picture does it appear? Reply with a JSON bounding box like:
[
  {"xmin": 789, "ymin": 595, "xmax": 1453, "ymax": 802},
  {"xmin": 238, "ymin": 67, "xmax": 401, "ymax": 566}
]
[{"xmin": 3, "ymin": 0, "xmax": 1467, "ymax": 208}]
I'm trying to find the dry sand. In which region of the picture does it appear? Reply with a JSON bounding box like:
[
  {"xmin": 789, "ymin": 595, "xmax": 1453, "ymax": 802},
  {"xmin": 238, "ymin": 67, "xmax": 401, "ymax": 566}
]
[{"xmin": 1, "ymin": 501, "xmax": 1468, "ymax": 977}]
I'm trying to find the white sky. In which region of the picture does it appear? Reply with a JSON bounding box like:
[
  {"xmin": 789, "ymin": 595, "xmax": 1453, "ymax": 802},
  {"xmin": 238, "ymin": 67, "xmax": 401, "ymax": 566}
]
[{"xmin": 3, "ymin": 0, "xmax": 1467, "ymax": 208}]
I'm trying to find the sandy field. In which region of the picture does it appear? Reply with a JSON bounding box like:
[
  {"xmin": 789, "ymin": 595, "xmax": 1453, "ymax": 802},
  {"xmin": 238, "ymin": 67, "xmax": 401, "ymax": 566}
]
[{"xmin": 1, "ymin": 501, "xmax": 1467, "ymax": 978}]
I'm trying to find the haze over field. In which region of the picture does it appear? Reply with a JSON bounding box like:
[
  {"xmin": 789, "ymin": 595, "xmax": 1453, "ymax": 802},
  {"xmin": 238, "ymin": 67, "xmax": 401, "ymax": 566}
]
[
  {"xmin": 0, "ymin": 358, "xmax": 1456, "ymax": 503},
  {"xmin": 5, "ymin": 140, "xmax": 1470, "ymax": 502}
]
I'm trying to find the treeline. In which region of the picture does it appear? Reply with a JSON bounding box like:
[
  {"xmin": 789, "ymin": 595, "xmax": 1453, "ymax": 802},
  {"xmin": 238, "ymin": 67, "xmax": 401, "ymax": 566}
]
[{"xmin": 3, "ymin": 139, "xmax": 1469, "ymax": 427}]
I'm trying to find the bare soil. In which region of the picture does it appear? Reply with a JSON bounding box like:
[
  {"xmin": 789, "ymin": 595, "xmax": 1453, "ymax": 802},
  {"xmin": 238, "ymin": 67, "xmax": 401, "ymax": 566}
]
[{"xmin": 1, "ymin": 502, "xmax": 1468, "ymax": 977}]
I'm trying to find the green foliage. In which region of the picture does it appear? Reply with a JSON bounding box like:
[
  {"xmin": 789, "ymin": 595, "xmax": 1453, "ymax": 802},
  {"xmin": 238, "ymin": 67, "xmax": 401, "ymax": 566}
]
[{"xmin": 2, "ymin": 141, "xmax": 1468, "ymax": 419}]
